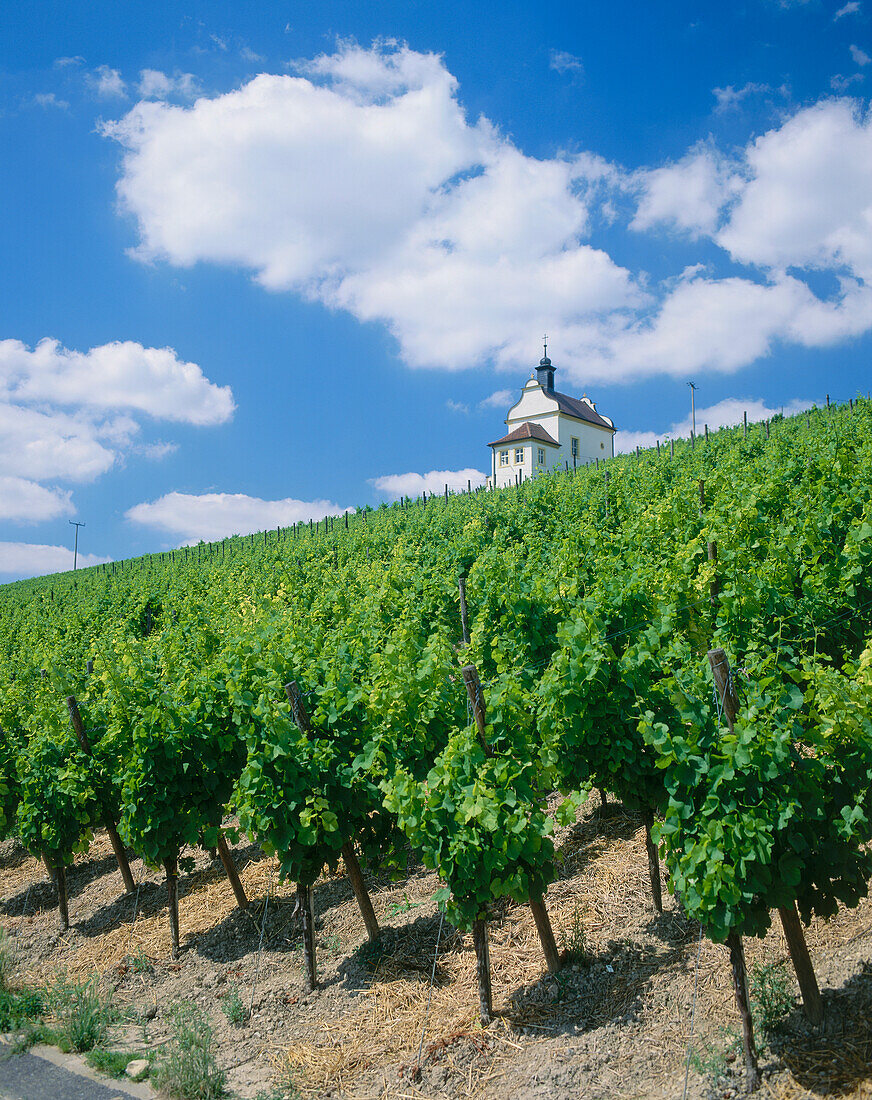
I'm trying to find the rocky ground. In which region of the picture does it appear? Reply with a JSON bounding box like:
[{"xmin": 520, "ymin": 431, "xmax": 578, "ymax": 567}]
[{"xmin": 1, "ymin": 797, "xmax": 870, "ymax": 1100}]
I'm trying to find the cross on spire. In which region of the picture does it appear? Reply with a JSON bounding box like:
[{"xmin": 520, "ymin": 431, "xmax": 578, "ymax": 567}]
[{"xmin": 543, "ymin": 333, "xmax": 548, "ymax": 359}]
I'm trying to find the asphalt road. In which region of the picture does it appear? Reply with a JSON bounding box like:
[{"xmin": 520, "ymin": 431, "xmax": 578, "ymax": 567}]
[{"xmin": 0, "ymin": 1046, "xmax": 153, "ymax": 1100}]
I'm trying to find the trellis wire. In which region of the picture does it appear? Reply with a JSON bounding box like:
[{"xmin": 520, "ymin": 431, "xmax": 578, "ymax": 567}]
[
  {"xmin": 247, "ymin": 864, "xmax": 273, "ymax": 1022},
  {"xmin": 681, "ymin": 925, "xmax": 705, "ymax": 1100},
  {"xmin": 414, "ymin": 909, "xmax": 445, "ymax": 1076}
]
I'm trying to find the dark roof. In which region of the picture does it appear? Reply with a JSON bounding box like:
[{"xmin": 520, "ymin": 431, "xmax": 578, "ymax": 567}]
[
  {"xmin": 545, "ymin": 388, "xmax": 615, "ymax": 431},
  {"xmin": 489, "ymin": 422, "xmax": 560, "ymax": 448}
]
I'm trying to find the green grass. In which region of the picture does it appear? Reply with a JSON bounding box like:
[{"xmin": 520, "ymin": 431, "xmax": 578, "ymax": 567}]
[
  {"xmin": 0, "ymin": 987, "xmax": 45, "ymax": 1032},
  {"xmin": 220, "ymin": 984, "xmax": 246, "ymax": 1026},
  {"xmin": 750, "ymin": 960, "xmax": 795, "ymax": 1033},
  {"xmin": 50, "ymin": 976, "xmax": 115, "ymax": 1053},
  {"xmin": 559, "ymin": 903, "xmax": 588, "ymax": 966},
  {"xmin": 152, "ymin": 1002, "xmax": 226, "ymax": 1100},
  {"xmin": 84, "ymin": 1048, "xmax": 150, "ymax": 1079}
]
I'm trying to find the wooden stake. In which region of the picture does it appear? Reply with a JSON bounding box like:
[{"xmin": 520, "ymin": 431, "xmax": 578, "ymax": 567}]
[
  {"xmin": 285, "ymin": 681, "xmax": 312, "ymax": 736},
  {"xmin": 298, "ymin": 884, "xmax": 317, "ymax": 992},
  {"xmin": 165, "ymin": 856, "xmax": 180, "ymax": 959},
  {"xmin": 708, "ymin": 648, "xmax": 739, "ymax": 728},
  {"xmin": 766, "ymin": 419, "xmax": 770, "ymax": 439},
  {"xmin": 458, "ymin": 576, "xmax": 470, "ymax": 646},
  {"xmin": 698, "ymin": 478, "xmax": 705, "ymax": 515},
  {"xmin": 66, "ymin": 696, "xmax": 136, "ymax": 895},
  {"xmin": 529, "ymin": 896, "xmax": 561, "ymax": 972},
  {"xmin": 642, "ymin": 809, "xmax": 663, "ymax": 913},
  {"xmin": 471, "ymin": 919, "xmax": 493, "ymax": 1024},
  {"xmin": 341, "ymin": 841, "xmax": 380, "ymax": 942},
  {"xmin": 216, "ymin": 833, "xmax": 248, "ymax": 910},
  {"xmin": 55, "ymin": 864, "xmax": 69, "ymax": 930},
  {"xmin": 670, "ymin": 438, "xmax": 675, "ymax": 458},
  {"xmin": 743, "ymin": 410, "xmax": 748, "ymax": 437},
  {"xmin": 726, "ymin": 931, "xmax": 760, "ymax": 1090},
  {"xmin": 708, "ymin": 541, "xmax": 719, "ymax": 608},
  {"xmin": 778, "ymin": 902, "xmax": 823, "ymax": 1025},
  {"xmin": 461, "ymin": 665, "xmax": 491, "ymax": 757}
]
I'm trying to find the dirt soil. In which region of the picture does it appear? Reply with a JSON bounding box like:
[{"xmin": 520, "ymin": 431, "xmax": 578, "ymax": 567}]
[{"xmin": 1, "ymin": 797, "xmax": 870, "ymax": 1100}]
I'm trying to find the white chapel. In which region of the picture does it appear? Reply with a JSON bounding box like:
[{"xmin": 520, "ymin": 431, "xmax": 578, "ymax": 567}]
[{"xmin": 486, "ymin": 347, "xmax": 616, "ymax": 488}]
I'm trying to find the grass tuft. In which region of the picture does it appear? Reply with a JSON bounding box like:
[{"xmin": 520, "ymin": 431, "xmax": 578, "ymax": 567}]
[{"xmin": 153, "ymin": 1002, "xmax": 226, "ymax": 1100}]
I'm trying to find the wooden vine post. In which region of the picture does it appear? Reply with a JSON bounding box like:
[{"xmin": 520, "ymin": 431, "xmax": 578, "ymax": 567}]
[
  {"xmin": 708, "ymin": 649, "xmax": 760, "ymax": 1090},
  {"xmin": 297, "ymin": 884, "xmax": 317, "ymax": 993},
  {"xmin": 708, "ymin": 649, "xmax": 823, "ymax": 1027},
  {"xmin": 458, "ymin": 576, "xmax": 471, "ymax": 647},
  {"xmin": 55, "ymin": 864, "xmax": 70, "ymax": 930},
  {"xmin": 642, "ymin": 808, "xmax": 662, "ymax": 913},
  {"xmin": 462, "ymin": 665, "xmax": 562, "ymax": 994},
  {"xmin": 216, "ymin": 833, "xmax": 248, "ymax": 910},
  {"xmin": 66, "ymin": 695, "xmax": 136, "ymax": 895},
  {"xmin": 284, "ymin": 682, "xmax": 381, "ymax": 954},
  {"xmin": 164, "ymin": 855, "xmax": 180, "ymax": 959}
]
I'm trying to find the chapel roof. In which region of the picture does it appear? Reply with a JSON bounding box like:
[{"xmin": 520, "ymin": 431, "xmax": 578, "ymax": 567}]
[
  {"xmin": 536, "ymin": 387, "xmax": 616, "ymax": 431},
  {"xmin": 489, "ymin": 421, "xmax": 560, "ymax": 448}
]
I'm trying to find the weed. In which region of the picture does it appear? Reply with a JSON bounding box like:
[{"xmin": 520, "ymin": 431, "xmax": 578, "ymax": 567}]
[
  {"xmin": 51, "ymin": 976, "xmax": 114, "ymax": 1053},
  {"xmin": 559, "ymin": 903, "xmax": 588, "ymax": 965},
  {"xmin": 85, "ymin": 1049, "xmax": 149, "ymax": 1079},
  {"xmin": 323, "ymin": 933, "xmax": 341, "ymax": 953},
  {"xmin": 750, "ymin": 960, "xmax": 794, "ymax": 1033},
  {"xmin": 254, "ymin": 1088, "xmax": 301, "ymax": 1100},
  {"xmin": 689, "ymin": 1028, "xmax": 742, "ymax": 1084},
  {"xmin": 386, "ymin": 893, "xmax": 419, "ymax": 917},
  {"xmin": 153, "ymin": 1002, "xmax": 226, "ymax": 1100},
  {"xmin": 0, "ymin": 929, "xmax": 13, "ymax": 988},
  {"xmin": 128, "ymin": 949, "xmax": 154, "ymax": 975},
  {"xmin": 0, "ymin": 987, "xmax": 45, "ymax": 1031},
  {"xmin": 254, "ymin": 1064, "xmax": 301, "ymax": 1100},
  {"xmin": 221, "ymin": 984, "xmax": 246, "ymax": 1027}
]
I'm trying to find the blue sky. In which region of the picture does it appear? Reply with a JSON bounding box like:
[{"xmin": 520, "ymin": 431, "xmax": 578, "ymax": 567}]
[{"xmin": 2, "ymin": 0, "xmax": 872, "ymax": 577}]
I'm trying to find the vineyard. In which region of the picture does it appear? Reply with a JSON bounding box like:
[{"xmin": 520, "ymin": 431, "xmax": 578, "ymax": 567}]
[{"xmin": 1, "ymin": 400, "xmax": 872, "ymax": 1098}]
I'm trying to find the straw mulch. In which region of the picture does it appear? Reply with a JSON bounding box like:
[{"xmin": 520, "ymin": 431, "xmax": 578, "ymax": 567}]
[{"xmin": 1, "ymin": 799, "xmax": 871, "ymax": 1100}]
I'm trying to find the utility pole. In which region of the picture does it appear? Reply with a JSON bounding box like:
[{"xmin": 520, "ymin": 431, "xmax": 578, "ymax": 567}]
[
  {"xmin": 688, "ymin": 381, "xmax": 697, "ymax": 437},
  {"xmin": 69, "ymin": 520, "xmax": 85, "ymax": 570}
]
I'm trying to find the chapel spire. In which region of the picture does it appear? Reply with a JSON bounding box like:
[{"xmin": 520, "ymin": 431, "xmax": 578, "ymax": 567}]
[{"xmin": 536, "ymin": 334, "xmax": 555, "ymax": 390}]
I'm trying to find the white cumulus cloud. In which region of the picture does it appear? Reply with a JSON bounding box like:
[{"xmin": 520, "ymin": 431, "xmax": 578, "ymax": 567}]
[
  {"xmin": 0, "ymin": 338, "xmax": 233, "ymax": 526},
  {"xmin": 125, "ymin": 491, "xmax": 349, "ymax": 543},
  {"xmin": 103, "ymin": 41, "xmax": 639, "ymax": 373},
  {"xmin": 137, "ymin": 69, "xmax": 199, "ymax": 100},
  {"xmin": 101, "ymin": 43, "xmax": 872, "ymax": 390},
  {"xmin": 0, "ymin": 542, "xmax": 110, "ymax": 579},
  {"xmin": 716, "ymin": 99, "xmax": 872, "ymax": 279},
  {"xmin": 632, "ymin": 148, "xmax": 743, "ymax": 237},
  {"xmin": 89, "ymin": 65, "xmax": 127, "ymax": 98},
  {"xmin": 479, "ymin": 389, "xmax": 515, "ymax": 409},
  {"xmin": 370, "ymin": 468, "xmax": 486, "ymax": 500},
  {"xmin": 0, "ymin": 338, "xmax": 234, "ymax": 425},
  {"xmin": 0, "ymin": 478, "xmax": 74, "ymax": 523}
]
